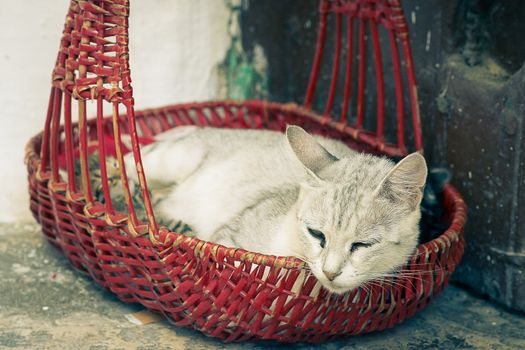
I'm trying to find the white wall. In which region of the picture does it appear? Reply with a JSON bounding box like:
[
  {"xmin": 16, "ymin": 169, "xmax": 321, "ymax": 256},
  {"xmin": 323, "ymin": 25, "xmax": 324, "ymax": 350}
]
[{"xmin": 0, "ymin": 1, "xmax": 230, "ymax": 222}]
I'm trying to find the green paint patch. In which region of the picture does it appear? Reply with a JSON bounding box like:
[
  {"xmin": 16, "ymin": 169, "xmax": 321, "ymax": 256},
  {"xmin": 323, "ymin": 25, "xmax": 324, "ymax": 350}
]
[{"xmin": 219, "ymin": 2, "xmax": 268, "ymax": 100}]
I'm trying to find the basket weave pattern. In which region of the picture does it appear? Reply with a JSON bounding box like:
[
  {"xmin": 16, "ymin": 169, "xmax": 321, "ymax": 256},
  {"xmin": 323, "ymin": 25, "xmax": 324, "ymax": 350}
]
[{"xmin": 25, "ymin": 0, "xmax": 467, "ymax": 343}]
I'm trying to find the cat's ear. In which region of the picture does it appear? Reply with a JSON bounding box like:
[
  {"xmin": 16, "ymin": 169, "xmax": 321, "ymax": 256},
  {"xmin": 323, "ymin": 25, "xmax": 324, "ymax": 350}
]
[
  {"xmin": 286, "ymin": 125, "xmax": 338, "ymax": 179},
  {"xmin": 376, "ymin": 152, "xmax": 427, "ymax": 211}
]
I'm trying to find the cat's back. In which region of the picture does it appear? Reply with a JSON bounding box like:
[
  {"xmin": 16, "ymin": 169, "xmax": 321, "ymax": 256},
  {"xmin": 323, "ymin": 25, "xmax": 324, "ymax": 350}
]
[
  {"xmin": 156, "ymin": 127, "xmax": 354, "ymax": 238},
  {"xmin": 188, "ymin": 127, "xmax": 353, "ymax": 159},
  {"xmin": 177, "ymin": 127, "xmax": 355, "ymax": 186}
]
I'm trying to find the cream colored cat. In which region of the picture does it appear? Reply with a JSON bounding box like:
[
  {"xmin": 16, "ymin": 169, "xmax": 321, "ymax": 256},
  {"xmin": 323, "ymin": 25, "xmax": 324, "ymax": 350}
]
[{"xmin": 124, "ymin": 125, "xmax": 427, "ymax": 294}]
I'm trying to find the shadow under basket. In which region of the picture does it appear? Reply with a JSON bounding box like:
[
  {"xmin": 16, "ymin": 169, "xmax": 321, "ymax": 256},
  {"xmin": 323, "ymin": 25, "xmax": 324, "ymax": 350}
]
[{"xmin": 25, "ymin": 0, "xmax": 467, "ymax": 344}]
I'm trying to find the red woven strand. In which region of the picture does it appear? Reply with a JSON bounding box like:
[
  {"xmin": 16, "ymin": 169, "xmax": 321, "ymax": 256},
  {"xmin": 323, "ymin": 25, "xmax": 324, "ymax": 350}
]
[
  {"xmin": 387, "ymin": 28, "xmax": 406, "ymax": 152},
  {"xmin": 356, "ymin": 19, "xmax": 366, "ymax": 129},
  {"xmin": 96, "ymin": 96, "xmax": 115, "ymax": 214},
  {"xmin": 125, "ymin": 102, "xmax": 159, "ymax": 239},
  {"xmin": 402, "ymin": 38, "xmax": 423, "ymax": 150},
  {"xmin": 78, "ymin": 99, "xmax": 94, "ymax": 203},
  {"xmin": 111, "ymin": 101, "xmax": 140, "ymax": 227},
  {"xmin": 38, "ymin": 87, "xmax": 55, "ymax": 176},
  {"xmin": 50, "ymin": 89, "xmax": 63, "ymax": 183},
  {"xmin": 324, "ymin": 13, "xmax": 343, "ymax": 116},
  {"xmin": 63, "ymin": 91, "xmax": 77, "ymax": 193},
  {"xmin": 304, "ymin": 4, "xmax": 328, "ymax": 109},
  {"xmin": 340, "ymin": 15, "xmax": 354, "ymax": 124},
  {"xmin": 369, "ymin": 19, "xmax": 385, "ymax": 143}
]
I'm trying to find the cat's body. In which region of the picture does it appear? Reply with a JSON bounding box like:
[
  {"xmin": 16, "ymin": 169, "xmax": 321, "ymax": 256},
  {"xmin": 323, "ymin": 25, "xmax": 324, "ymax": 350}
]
[
  {"xmin": 124, "ymin": 126, "xmax": 427, "ymax": 293},
  {"xmin": 132, "ymin": 126, "xmax": 354, "ymax": 256}
]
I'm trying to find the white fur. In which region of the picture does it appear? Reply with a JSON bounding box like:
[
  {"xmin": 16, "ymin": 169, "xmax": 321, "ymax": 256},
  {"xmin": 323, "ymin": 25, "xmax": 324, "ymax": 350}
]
[{"xmin": 122, "ymin": 126, "xmax": 427, "ymax": 294}]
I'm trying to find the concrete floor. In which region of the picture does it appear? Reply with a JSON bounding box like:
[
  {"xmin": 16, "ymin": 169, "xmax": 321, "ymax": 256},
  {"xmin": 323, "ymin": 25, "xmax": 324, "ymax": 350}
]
[{"xmin": 1, "ymin": 222, "xmax": 524, "ymax": 350}]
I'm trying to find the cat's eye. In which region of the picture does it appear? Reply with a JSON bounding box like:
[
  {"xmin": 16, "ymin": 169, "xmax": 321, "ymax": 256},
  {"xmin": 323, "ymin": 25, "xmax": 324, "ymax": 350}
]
[
  {"xmin": 350, "ymin": 241, "xmax": 374, "ymax": 253},
  {"xmin": 307, "ymin": 228, "xmax": 326, "ymax": 248}
]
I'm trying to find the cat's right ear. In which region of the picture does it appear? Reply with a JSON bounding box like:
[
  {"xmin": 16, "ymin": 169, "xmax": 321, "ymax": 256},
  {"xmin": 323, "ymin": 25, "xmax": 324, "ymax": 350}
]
[
  {"xmin": 375, "ymin": 152, "xmax": 427, "ymax": 211},
  {"xmin": 286, "ymin": 125, "xmax": 338, "ymax": 180}
]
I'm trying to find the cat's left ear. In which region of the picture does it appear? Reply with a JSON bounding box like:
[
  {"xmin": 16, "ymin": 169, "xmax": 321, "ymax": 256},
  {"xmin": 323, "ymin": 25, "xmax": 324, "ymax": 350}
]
[
  {"xmin": 286, "ymin": 125, "xmax": 338, "ymax": 180},
  {"xmin": 376, "ymin": 152, "xmax": 427, "ymax": 211}
]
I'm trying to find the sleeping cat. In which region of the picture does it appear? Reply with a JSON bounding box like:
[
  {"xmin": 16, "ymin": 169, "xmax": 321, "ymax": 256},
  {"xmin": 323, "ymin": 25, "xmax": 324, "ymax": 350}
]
[{"xmin": 123, "ymin": 125, "xmax": 427, "ymax": 294}]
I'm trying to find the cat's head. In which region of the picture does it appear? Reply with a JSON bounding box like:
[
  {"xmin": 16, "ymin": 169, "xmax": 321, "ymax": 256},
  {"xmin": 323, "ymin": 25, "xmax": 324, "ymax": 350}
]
[{"xmin": 286, "ymin": 126, "xmax": 427, "ymax": 294}]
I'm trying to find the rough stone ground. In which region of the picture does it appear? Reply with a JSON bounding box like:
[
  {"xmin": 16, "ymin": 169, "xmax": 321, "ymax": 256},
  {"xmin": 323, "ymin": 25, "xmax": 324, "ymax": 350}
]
[{"xmin": 1, "ymin": 222, "xmax": 524, "ymax": 350}]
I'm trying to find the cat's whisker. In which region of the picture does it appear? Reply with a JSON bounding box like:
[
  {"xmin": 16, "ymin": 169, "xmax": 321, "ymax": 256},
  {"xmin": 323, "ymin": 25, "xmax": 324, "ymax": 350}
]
[
  {"xmin": 287, "ymin": 250, "xmax": 313, "ymax": 264},
  {"xmin": 360, "ymin": 283, "xmax": 373, "ymax": 294},
  {"xmin": 362, "ymin": 272, "xmax": 428, "ymax": 290},
  {"xmin": 382, "ymin": 270, "xmax": 440, "ymax": 277},
  {"xmin": 373, "ymin": 279, "xmax": 410, "ymax": 291},
  {"xmin": 392, "ymin": 269, "xmax": 452, "ymax": 277},
  {"xmin": 366, "ymin": 281, "xmax": 388, "ymax": 293},
  {"xmin": 382, "ymin": 276, "xmax": 431, "ymax": 290}
]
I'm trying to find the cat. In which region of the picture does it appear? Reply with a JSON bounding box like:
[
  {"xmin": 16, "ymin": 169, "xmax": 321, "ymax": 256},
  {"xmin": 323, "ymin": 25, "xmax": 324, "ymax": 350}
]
[{"xmin": 122, "ymin": 125, "xmax": 427, "ymax": 294}]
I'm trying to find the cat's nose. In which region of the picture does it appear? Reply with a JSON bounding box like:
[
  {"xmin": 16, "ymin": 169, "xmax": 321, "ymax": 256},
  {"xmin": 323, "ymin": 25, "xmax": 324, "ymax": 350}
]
[{"xmin": 323, "ymin": 270, "xmax": 341, "ymax": 281}]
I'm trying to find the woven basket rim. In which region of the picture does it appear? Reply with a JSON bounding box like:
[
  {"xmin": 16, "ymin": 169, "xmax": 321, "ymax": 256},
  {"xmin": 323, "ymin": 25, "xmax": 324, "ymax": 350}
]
[{"xmin": 25, "ymin": 100, "xmax": 467, "ymax": 270}]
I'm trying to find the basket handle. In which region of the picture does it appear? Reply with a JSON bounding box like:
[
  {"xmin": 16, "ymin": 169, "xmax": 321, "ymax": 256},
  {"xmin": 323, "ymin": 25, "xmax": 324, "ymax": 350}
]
[
  {"xmin": 305, "ymin": 0, "xmax": 423, "ymax": 155},
  {"xmin": 41, "ymin": 0, "xmax": 162, "ymax": 243}
]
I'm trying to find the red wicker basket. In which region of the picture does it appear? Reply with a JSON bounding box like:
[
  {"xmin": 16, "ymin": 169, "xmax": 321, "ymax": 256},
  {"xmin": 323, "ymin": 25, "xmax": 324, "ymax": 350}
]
[{"xmin": 26, "ymin": 0, "xmax": 467, "ymax": 343}]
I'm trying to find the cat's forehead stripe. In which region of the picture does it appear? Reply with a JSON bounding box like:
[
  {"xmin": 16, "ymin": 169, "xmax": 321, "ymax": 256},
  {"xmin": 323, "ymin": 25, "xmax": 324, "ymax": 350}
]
[{"xmin": 322, "ymin": 155, "xmax": 396, "ymax": 233}]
